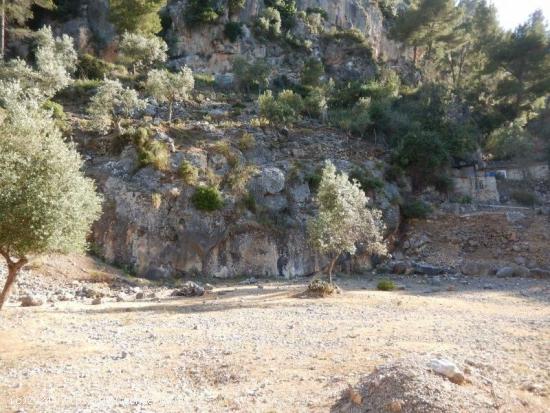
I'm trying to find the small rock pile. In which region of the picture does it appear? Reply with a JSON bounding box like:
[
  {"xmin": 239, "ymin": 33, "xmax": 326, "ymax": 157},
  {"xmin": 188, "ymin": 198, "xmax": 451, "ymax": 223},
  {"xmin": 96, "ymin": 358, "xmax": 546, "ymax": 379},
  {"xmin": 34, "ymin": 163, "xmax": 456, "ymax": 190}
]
[{"xmin": 331, "ymin": 356, "xmax": 497, "ymax": 413}]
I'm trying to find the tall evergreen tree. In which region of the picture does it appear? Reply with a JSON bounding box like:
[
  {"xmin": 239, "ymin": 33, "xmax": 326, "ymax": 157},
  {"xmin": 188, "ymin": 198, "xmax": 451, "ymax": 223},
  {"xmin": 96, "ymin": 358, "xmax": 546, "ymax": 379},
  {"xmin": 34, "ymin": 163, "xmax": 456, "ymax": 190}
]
[
  {"xmin": 109, "ymin": 0, "xmax": 166, "ymax": 35},
  {"xmin": 488, "ymin": 10, "xmax": 550, "ymax": 121}
]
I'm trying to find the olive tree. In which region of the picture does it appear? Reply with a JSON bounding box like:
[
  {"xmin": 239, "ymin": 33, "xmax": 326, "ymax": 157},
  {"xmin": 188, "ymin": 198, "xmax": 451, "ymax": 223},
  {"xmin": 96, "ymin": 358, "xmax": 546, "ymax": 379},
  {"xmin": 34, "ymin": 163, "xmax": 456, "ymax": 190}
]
[
  {"xmin": 0, "ymin": 81, "xmax": 102, "ymax": 310},
  {"xmin": 0, "ymin": 26, "xmax": 76, "ymax": 98},
  {"xmin": 308, "ymin": 161, "xmax": 386, "ymax": 283},
  {"xmin": 34, "ymin": 26, "xmax": 77, "ymax": 95},
  {"xmin": 88, "ymin": 78, "xmax": 145, "ymax": 134},
  {"xmin": 145, "ymin": 67, "xmax": 194, "ymax": 122},
  {"xmin": 118, "ymin": 32, "xmax": 168, "ymax": 74}
]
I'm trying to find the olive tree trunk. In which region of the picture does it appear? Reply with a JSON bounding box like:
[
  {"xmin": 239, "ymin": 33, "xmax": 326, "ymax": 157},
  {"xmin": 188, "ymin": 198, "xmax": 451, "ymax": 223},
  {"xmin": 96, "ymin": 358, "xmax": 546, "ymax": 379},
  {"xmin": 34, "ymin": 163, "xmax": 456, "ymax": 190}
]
[
  {"xmin": 327, "ymin": 254, "xmax": 339, "ymax": 285},
  {"xmin": 0, "ymin": 254, "xmax": 28, "ymax": 311}
]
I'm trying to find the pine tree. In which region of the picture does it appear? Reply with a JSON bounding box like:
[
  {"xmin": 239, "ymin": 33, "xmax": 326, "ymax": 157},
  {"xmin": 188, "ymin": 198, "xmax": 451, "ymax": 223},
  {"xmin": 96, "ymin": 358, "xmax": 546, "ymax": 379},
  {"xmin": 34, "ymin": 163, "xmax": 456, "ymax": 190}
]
[{"xmin": 109, "ymin": 0, "xmax": 167, "ymax": 35}]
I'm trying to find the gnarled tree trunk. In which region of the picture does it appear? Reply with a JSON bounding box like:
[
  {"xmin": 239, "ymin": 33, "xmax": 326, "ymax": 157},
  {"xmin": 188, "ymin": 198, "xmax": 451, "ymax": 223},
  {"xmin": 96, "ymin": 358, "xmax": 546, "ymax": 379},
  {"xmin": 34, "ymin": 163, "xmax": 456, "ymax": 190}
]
[{"xmin": 0, "ymin": 251, "xmax": 28, "ymax": 311}]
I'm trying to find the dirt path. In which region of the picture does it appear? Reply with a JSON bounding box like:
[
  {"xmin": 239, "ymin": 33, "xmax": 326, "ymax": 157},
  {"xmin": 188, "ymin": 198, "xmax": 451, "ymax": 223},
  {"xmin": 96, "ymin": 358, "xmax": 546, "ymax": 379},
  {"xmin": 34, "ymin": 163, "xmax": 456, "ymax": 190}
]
[{"xmin": 1, "ymin": 276, "xmax": 549, "ymax": 412}]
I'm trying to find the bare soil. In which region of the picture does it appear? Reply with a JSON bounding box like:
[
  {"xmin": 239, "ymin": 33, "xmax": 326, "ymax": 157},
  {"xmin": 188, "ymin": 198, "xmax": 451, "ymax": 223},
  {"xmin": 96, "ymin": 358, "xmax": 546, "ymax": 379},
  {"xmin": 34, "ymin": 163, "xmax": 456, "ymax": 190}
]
[{"xmin": 0, "ymin": 259, "xmax": 549, "ymax": 412}]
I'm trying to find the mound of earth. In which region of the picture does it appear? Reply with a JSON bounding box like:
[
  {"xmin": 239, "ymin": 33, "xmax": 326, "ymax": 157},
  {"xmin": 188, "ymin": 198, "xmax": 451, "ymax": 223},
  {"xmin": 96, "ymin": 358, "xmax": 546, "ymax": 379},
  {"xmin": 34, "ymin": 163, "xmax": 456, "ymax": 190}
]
[{"xmin": 331, "ymin": 356, "xmax": 498, "ymax": 413}]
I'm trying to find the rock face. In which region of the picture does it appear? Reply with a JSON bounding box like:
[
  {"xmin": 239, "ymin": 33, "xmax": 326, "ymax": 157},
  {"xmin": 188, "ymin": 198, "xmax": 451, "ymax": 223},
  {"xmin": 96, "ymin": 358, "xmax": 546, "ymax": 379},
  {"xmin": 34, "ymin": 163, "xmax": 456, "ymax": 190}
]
[
  {"xmin": 164, "ymin": 0, "xmax": 405, "ymax": 72},
  {"xmin": 87, "ymin": 121, "xmax": 398, "ymax": 279}
]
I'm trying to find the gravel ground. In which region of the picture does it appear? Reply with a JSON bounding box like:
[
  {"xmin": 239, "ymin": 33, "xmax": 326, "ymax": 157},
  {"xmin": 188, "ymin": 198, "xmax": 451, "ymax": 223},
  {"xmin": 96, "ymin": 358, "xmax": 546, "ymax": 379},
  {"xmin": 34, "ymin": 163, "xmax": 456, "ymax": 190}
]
[{"xmin": 0, "ymin": 264, "xmax": 549, "ymax": 412}]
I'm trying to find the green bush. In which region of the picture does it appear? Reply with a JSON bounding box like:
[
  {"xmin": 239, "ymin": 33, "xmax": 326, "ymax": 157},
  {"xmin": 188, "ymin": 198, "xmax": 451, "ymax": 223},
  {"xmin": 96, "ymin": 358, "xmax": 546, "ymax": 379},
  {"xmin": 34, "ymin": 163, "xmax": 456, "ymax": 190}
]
[
  {"xmin": 232, "ymin": 57, "xmax": 271, "ymax": 93},
  {"xmin": 179, "ymin": 160, "xmax": 199, "ymax": 186},
  {"xmin": 258, "ymin": 89, "xmax": 304, "ymax": 124},
  {"xmin": 224, "ymin": 22, "xmax": 244, "ymax": 42},
  {"xmin": 255, "ymin": 7, "xmax": 282, "ymax": 38},
  {"xmin": 191, "ymin": 186, "xmax": 224, "ymax": 211},
  {"xmin": 264, "ymin": 0, "xmax": 297, "ymax": 30},
  {"xmin": 349, "ymin": 168, "xmax": 384, "ymax": 193},
  {"xmin": 76, "ymin": 54, "xmax": 118, "ymax": 80},
  {"xmin": 510, "ymin": 190, "xmax": 538, "ymax": 206},
  {"xmin": 401, "ymin": 199, "xmax": 432, "ymax": 220},
  {"xmin": 392, "ymin": 130, "xmax": 449, "ymax": 191},
  {"xmin": 42, "ymin": 100, "xmax": 65, "ymax": 120},
  {"xmin": 242, "ymin": 192, "xmax": 257, "ymax": 213},
  {"xmin": 377, "ymin": 279, "xmax": 395, "ymax": 291},
  {"xmin": 184, "ymin": 0, "xmax": 222, "ymax": 27},
  {"xmin": 305, "ymin": 7, "xmax": 328, "ymax": 20},
  {"xmin": 306, "ymin": 170, "xmax": 322, "ymax": 193},
  {"xmin": 228, "ymin": 0, "xmax": 246, "ymax": 14},
  {"xmin": 303, "ymin": 87, "xmax": 327, "ymax": 118},
  {"xmin": 485, "ymin": 122, "xmax": 534, "ymax": 161},
  {"xmin": 301, "ymin": 58, "xmax": 324, "ymax": 87}
]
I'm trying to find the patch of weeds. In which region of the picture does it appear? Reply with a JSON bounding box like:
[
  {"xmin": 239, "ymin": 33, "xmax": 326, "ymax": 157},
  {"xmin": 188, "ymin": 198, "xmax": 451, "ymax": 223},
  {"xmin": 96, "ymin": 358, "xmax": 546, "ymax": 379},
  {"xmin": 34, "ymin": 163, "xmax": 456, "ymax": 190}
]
[
  {"xmin": 238, "ymin": 132, "xmax": 256, "ymax": 151},
  {"xmin": 134, "ymin": 128, "xmax": 169, "ymax": 171},
  {"xmin": 306, "ymin": 169, "xmax": 323, "ymax": 193},
  {"xmin": 179, "ymin": 160, "xmax": 199, "ymax": 186},
  {"xmin": 241, "ymin": 192, "xmax": 257, "ymax": 213},
  {"xmin": 225, "ymin": 164, "xmax": 258, "ymax": 195},
  {"xmin": 250, "ymin": 117, "xmax": 270, "ymax": 128},
  {"xmin": 377, "ymin": 279, "xmax": 395, "ymax": 291},
  {"xmin": 151, "ymin": 193, "xmax": 162, "ymax": 209}
]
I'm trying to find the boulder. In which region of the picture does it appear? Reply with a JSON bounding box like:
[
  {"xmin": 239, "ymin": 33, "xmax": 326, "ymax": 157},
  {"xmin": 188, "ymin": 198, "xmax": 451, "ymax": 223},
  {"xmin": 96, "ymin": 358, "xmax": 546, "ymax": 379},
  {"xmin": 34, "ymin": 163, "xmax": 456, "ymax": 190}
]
[
  {"xmin": 496, "ymin": 266, "xmax": 515, "ymax": 278},
  {"xmin": 428, "ymin": 358, "xmax": 465, "ymax": 384},
  {"xmin": 461, "ymin": 261, "xmax": 491, "ymax": 276},
  {"xmin": 251, "ymin": 167, "xmax": 285, "ymax": 195},
  {"xmin": 20, "ymin": 295, "xmax": 44, "ymax": 307},
  {"xmin": 413, "ymin": 263, "xmax": 444, "ymax": 276},
  {"xmin": 171, "ymin": 281, "xmax": 205, "ymax": 297}
]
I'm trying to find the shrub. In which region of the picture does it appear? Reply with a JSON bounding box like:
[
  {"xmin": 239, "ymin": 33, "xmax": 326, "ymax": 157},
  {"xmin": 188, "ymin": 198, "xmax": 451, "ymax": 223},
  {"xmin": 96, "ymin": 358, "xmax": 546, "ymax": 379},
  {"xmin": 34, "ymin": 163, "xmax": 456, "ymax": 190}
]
[
  {"xmin": 457, "ymin": 195, "xmax": 472, "ymax": 204},
  {"xmin": 238, "ymin": 132, "xmax": 256, "ymax": 151},
  {"xmin": 301, "ymin": 58, "xmax": 324, "ymax": 87},
  {"xmin": 250, "ymin": 116, "xmax": 271, "ymax": 128},
  {"xmin": 264, "ymin": 0, "xmax": 297, "ymax": 30},
  {"xmin": 349, "ymin": 168, "xmax": 384, "ymax": 193},
  {"xmin": 87, "ymin": 78, "xmax": 145, "ymax": 134},
  {"xmin": 242, "ymin": 192, "xmax": 257, "ymax": 212},
  {"xmin": 185, "ymin": 0, "xmax": 222, "ymax": 27},
  {"xmin": 258, "ymin": 89, "xmax": 304, "ymax": 124},
  {"xmin": 307, "ymin": 279, "xmax": 337, "ymax": 296},
  {"xmin": 76, "ymin": 54, "xmax": 117, "ymax": 80},
  {"xmin": 255, "ymin": 7, "xmax": 282, "ymax": 38},
  {"xmin": 305, "ymin": 7, "xmax": 328, "ymax": 20},
  {"xmin": 303, "ymin": 87, "xmax": 327, "ymax": 119},
  {"xmin": 511, "ymin": 190, "xmax": 538, "ymax": 206},
  {"xmin": 392, "ymin": 130, "xmax": 449, "ymax": 191},
  {"xmin": 228, "ymin": 0, "xmax": 246, "ymax": 14},
  {"xmin": 42, "ymin": 100, "xmax": 65, "ymax": 120},
  {"xmin": 194, "ymin": 72, "xmax": 215, "ymax": 87},
  {"xmin": 224, "ymin": 22, "xmax": 244, "ymax": 42},
  {"xmin": 133, "ymin": 128, "xmax": 170, "ymax": 171},
  {"xmin": 191, "ymin": 186, "xmax": 224, "ymax": 211},
  {"xmin": 377, "ymin": 279, "xmax": 395, "ymax": 291},
  {"xmin": 401, "ymin": 199, "xmax": 432, "ymax": 220},
  {"xmin": 485, "ymin": 122, "xmax": 534, "ymax": 161},
  {"xmin": 306, "ymin": 170, "xmax": 322, "ymax": 193},
  {"xmin": 232, "ymin": 57, "xmax": 271, "ymax": 93},
  {"xmin": 179, "ymin": 160, "xmax": 199, "ymax": 185}
]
